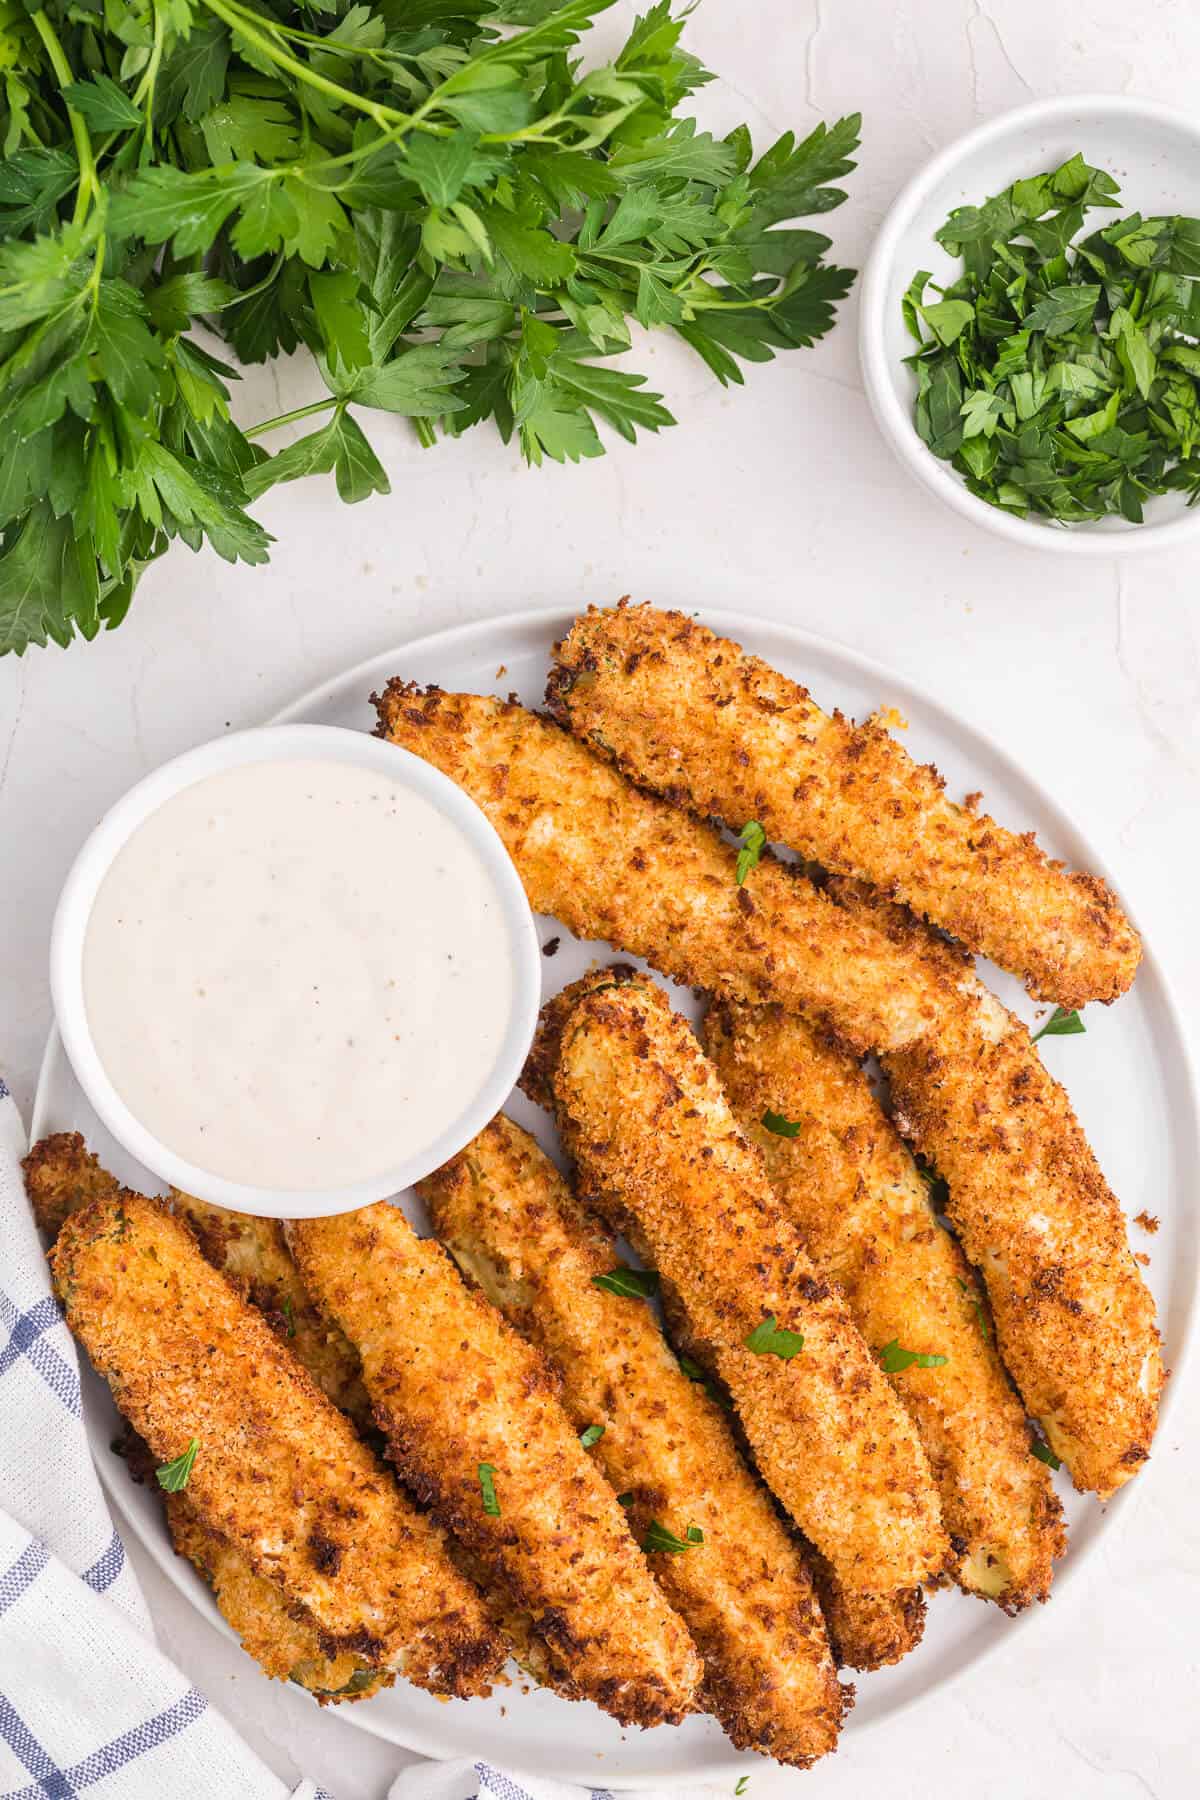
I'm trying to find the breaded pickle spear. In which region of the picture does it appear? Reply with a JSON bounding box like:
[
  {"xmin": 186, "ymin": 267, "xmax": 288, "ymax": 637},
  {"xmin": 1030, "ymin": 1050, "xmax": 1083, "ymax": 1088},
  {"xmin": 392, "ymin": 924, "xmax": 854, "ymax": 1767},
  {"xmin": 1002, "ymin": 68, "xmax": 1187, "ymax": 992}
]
[
  {"xmin": 166, "ymin": 1499, "xmax": 390, "ymax": 1703},
  {"xmin": 373, "ymin": 682, "xmax": 944, "ymax": 1056},
  {"xmin": 287, "ymin": 1203, "xmax": 702, "ymax": 1728},
  {"xmin": 523, "ymin": 993, "xmax": 927, "ymax": 1673},
  {"xmin": 704, "ymin": 1002, "xmax": 1066, "ymax": 1609},
  {"xmin": 833, "ymin": 882, "xmax": 1163, "ymax": 1499},
  {"xmin": 24, "ymin": 1135, "xmax": 388, "ymax": 1702},
  {"xmin": 51, "ymin": 1189, "xmax": 502, "ymax": 1695},
  {"xmin": 420, "ymin": 1115, "xmax": 849, "ymax": 1765},
  {"xmin": 545, "ymin": 972, "xmax": 950, "ymax": 1596},
  {"xmin": 548, "ymin": 601, "xmax": 1141, "ymax": 1009}
]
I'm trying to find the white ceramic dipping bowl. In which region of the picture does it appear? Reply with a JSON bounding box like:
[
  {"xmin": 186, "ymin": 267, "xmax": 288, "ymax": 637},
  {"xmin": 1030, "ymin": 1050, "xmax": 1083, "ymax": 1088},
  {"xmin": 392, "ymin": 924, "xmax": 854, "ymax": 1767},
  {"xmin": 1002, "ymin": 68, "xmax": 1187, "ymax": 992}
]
[
  {"xmin": 859, "ymin": 94, "xmax": 1200, "ymax": 554},
  {"xmin": 50, "ymin": 724, "xmax": 541, "ymax": 1219}
]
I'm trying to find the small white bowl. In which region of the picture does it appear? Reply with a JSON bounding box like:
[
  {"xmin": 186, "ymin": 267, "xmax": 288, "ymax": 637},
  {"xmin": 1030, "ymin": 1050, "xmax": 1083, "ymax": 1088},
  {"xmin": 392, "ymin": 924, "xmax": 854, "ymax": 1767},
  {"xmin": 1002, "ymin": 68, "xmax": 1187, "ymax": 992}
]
[
  {"xmin": 859, "ymin": 94, "xmax": 1200, "ymax": 554},
  {"xmin": 50, "ymin": 724, "xmax": 541, "ymax": 1219}
]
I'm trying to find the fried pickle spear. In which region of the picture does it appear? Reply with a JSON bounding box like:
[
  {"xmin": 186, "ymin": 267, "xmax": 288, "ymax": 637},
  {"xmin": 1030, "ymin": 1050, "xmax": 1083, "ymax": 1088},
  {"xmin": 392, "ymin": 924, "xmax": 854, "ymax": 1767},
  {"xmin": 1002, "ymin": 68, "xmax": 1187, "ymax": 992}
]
[
  {"xmin": 287, "ymin": 1204, "xmax": 702, "ymax": 1728},
  {"xmin": 832, "ymin": 882, "xmax": 1163, "ymax": 1499},
  {"xmin": 704, "ymin": 1002, "xmax": 1066, "ymax": 1610},
  {"xmin": 420, "ymin": 1115, "xmax": 848, "ymax": 1764},
  {"xmin": 523, "ymin": 981, "xmax": 928, "ymax": 1672},
  {"xmin": 51, "ymin": 1189, "xmax": 502, "ymax": 1695},
  {"xmin": 24, "ymin": 1135, "xmax": 389, "ymax": 1702},
  {"xmin": 543, "ymin": 971, "xmax": 950, "ymax": 1596},
  {"xmin": 548, "ymin": 601, "xmax": 1141, "ymax": 1009},
  {"xmin": 373, "ymin": 682, "xmax": 946, "ymax": 1056}
]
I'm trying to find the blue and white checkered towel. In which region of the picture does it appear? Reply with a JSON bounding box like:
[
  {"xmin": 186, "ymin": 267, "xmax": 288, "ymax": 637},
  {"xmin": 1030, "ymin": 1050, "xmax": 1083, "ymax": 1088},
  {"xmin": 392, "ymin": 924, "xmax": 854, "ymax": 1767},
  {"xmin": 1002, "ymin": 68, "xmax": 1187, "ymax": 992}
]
[{"xmin": 0, "ymin": 1082, "xmax": 717, "ymax": 1800}]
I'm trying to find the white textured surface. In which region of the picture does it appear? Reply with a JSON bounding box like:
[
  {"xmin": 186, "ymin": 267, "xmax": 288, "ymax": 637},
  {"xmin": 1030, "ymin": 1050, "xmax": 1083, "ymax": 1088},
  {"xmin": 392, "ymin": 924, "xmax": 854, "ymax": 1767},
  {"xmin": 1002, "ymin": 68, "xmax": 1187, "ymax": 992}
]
[{"xmin": 1, "ymin": 1, "xmax": 1198, "ymax": 1794}]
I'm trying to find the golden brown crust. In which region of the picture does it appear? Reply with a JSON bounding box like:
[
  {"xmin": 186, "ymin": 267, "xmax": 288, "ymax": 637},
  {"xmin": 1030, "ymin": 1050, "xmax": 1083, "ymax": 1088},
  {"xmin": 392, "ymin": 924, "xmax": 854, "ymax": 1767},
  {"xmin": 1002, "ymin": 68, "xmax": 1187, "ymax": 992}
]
[
  {"xmin": 373, "ymin": 682, "xmax": 947, "ymax": 1056},
  {"xmin": 704, "ymin": 1002, "xmax": 1065, "ymax": 1611},
  {"xmin": 548, "ymin": 973, "xmax": 950, "ymax": 1594},
  {"xmin": 832, "ymin": 882, "xmax": 1163, "ymax": 1499},
  {"xmin": 169, "ymin": 1193, "xmax": 371, "ymax": 1429},
  {"xmin": 287, "ymin": 1203, "xmax": 702, "ymax": 1729},
  {"xmin": 51, "ymin": 1191, "xmax": 502, "ymax": 1696},
  {"xmin": 548, "ymin": 601, "xmax": 1141, "ymax": 1008},
  {"xmin": 810, "ymin": 1564, "xmax": 927, "ymax": 1673},
  {"xmin": 166, "ymin": 1499, "xmax": 391, "ymax": 1703},
  {"xmin": 23, "ymin": 1132, "xmax": 124, "ymax": 1241},
  {"xmin": 421, "ymin": 1116, "xmax": 848, "ymax": 1766}
]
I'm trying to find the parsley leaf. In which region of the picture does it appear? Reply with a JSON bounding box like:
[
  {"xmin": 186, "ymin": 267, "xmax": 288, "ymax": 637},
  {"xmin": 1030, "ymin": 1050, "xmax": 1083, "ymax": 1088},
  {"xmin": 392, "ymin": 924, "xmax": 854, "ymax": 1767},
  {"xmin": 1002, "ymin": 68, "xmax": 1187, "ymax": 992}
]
[
  {"xmin": 744, "ymin": 1314, "xmax": 804, "ymax": 1360},
  {"xmin": 1031, "ymin": 1006, "xmax": 1086, "ymax": 1043},
  {"xmin": 0, "ymin": 4, "xmax": 861, "ymax": 655},
  {"xmin": 762, "ymin": 1109, "xmax": 802, "ymax": 1138},
  {"xmin": 1031, "ymin": 1437, "xmax": 1062, "ymax": 1470},
  {"xmin": 904, "ymin": 153, "xmax": 1200, "ymax": 525},
  {"xmin": 156, "ymin": 1439, "xmax": 200, "ymax": 1493},
  {"xmin": 735, "ymin": 821, "xmax": 766, "ymax": 884},
  {"xmin": 643, "ymin": 1519, "xmax": 704, "ymax": 1553},
  {"xmin": 281, "ymin": 1296, "xmax": 296, "ymax": 1339},
  {"xmin": 616, "ymin": 1491, "xmax": 634, "ymax": 1507},
  {"xmin": 877, "ymin": 1339, "xmax": 948, "ymax": 1374},
  {"xmin": 592, "ymin": 1266, "xmax": 660, "ymax": 1300},
  {"xmin": 478, "ymin": 1461, "xmax": 501, "ymax": 1515},
  {"xmin": 579, "ymin": 1423, "xmax": 605, "ymax": 1448}
]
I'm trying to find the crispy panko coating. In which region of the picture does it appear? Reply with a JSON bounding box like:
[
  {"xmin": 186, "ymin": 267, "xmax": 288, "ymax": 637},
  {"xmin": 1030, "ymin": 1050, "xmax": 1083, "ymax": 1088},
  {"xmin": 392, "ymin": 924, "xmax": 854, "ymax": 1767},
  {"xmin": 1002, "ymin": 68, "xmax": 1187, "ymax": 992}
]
[
  {"xmin": 167, "ymin": 1499, "xmax": 390, "ymax": 1703},
  {"xmin": 373, "ymin": 681, "xmax": 946, "ymax": 1056},
  {"xmin": 545, "ymin": 972, "xmax": 950, "ymax": 1596},
  {"xmin": 51, "ymin": 1190, "xmax": 502, "ymax": 1695},
  {"xmin": 420, "ymin": 1115, "xmax": 849, "ymax": 1766},
  {"xmin": 547, "ymin": 601, "xmax": 1141, "ymax": 1009},
  {"xmin": 23, "ymin": 1130, "xmax": 123, "ymax": 1241},
  {"xmin": 287, "ymin": 1204, "xmax": 702, "ymax": 1729},
  {"xmin": 833, "ymin": 882, "xmax": 1163, "ymax": 1499},
  {"xmin": 811, "ymin": 1566, "xmax": 926, "ymax": 1673},
  {"xmin": 704, "ymin": 1002, "xmax": 1066, "ymax": 1610},
  {"xmin": 25, "ymin": 1136, "xmax": 385, "ymax": 1703},
  {"xmin": 168, "ymin": 1192, "xmax": 371, "ymax": 1427}
]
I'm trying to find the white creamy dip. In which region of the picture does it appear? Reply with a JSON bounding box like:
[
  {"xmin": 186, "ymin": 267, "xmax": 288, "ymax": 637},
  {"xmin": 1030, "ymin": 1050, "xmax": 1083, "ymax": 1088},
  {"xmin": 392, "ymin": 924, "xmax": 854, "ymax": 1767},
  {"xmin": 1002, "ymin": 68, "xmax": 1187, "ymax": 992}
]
[{"xmin": 82, "ymin": 757, "xmax": 514, "ymax": 1191}]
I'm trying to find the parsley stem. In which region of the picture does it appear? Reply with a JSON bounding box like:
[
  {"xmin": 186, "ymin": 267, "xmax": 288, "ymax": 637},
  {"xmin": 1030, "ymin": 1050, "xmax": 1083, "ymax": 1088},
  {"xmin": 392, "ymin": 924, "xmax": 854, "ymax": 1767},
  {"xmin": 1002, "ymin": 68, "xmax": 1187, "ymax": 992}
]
[
  {"xmin": 28, "ymin": 10, "xmax": 99, "ymax": 222},
  {"xmin": 244, "ymin": 396, "xmax": 340, "ymax": 440},
  {"xmin": 198, "ymin": 0, "xmax": 412, "ymax": 133}
]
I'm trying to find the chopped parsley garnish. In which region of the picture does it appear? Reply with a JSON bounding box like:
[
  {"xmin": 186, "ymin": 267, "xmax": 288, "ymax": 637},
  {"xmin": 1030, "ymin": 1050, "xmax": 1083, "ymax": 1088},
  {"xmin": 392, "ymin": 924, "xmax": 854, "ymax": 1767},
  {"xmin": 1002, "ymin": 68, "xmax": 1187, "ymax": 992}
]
[
  {"xmin": 478, "ymin": 1462, "xmax": 500, "ymax": 1516},
  {"xmin": 592, "ymin": 1266, "xmax": 660, "ymax": 1300},
  {"xmin": 735, "ymin": 1780, "xmax": 750, "ymax": 1796},
  {"xmin": 281, "ymin": 1296, "xmax": 296, "ymax": 1339},
  {"xmin": 643, "ymin": 1520, "xmax": 704, "ymax": 1554},
  {"xmin": 677, "ymin": 1353, "xmax": 707, "ymax": 1381},
  {"xmin": 616, "ymin": 1492, "xmax": 635, "ymax": 1508},
  {"xmin": 1031, "ymin": 1006, "xmax": 1086, "ymax": 1044},
  {"xmin": 155, "ymin": 1439, "xmax": 199, "ymax": 1493},
  {"xmin": 579, "ymin": 1424, "xmax": 605, "ymax": 1449},
  {"xmin": 878, "ymin": 1340, "xmax": 948, "ymax": 1374},
  {"xmin": 762, "ymin": 1109, "xmax": 803, "ymax": 1138},
  {"xmin": 1031, "ymin": 1438, "xmax": 1062, "ymax": 1470},
  {"xmin": 955, "ymin": 1276, "xmax": 991, "ymax": 1341},
  {"xmin": 735, "ymin": 822, "xmax": 767, "ymax": 885},
  {"xmin": 903, "ymin": 153, "xmax": 1200, "ymax": 525},
  {"xmin": 745, "ymin": 1314, "xmax": 805, "ymax": 1360}
]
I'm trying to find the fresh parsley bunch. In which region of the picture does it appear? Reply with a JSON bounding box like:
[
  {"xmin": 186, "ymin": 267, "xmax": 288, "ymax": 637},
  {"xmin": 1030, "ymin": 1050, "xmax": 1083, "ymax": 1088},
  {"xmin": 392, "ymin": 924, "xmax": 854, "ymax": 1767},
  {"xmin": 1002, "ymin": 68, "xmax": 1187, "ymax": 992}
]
[
  {"xmin": 904, "ymin": 152, "xmax": 1200, "ymax": 526},
  {"xmin": 0, "ymin": 0, "xmax": 860, "ymax": 654}
]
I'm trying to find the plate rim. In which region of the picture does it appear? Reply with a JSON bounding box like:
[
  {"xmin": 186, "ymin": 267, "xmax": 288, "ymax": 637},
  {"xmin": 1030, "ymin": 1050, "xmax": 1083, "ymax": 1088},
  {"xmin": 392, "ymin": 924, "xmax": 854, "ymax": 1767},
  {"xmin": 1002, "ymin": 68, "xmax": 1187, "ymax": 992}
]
[{"xmin": 35, "ymin": 601, "xmax": 1200, "ymax": 1785}]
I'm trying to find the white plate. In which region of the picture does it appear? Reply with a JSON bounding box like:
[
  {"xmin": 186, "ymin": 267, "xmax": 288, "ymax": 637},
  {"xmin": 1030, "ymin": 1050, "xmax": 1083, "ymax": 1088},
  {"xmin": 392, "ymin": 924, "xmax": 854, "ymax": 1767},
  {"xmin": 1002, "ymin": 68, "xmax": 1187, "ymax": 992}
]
[{"xmin": 33, "ymin": 607, "xmax": 1199, "ymax": 1787}]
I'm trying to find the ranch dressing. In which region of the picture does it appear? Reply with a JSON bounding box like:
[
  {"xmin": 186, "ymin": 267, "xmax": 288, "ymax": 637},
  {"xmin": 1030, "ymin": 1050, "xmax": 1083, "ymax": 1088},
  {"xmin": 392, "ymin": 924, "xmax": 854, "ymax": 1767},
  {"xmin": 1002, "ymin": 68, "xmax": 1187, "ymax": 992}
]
[{"xmin": 82, "ymin": 758, "xmax": 514, "ymax": 1191}]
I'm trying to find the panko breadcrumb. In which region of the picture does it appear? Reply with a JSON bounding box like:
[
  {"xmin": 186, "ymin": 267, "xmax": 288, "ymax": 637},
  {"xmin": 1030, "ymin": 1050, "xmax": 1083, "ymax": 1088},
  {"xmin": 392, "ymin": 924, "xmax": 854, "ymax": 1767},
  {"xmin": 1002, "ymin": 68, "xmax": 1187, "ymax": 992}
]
[
  {"xmin": 287, "ymin": 1203, "xmax": 702, "ymax": 1728},
  {"xmin": 51, "ymin": 1187, "xmax": 502, "ymax": 1695},
  {"xmin": 545, "ymin": 971, "xmax": 950, "ymax": 1595},
  {"xmin": 421, "ymin": 1114, "xmax": 849, "ymax": 1766},
  {"xmin": 832, "ymin": 880, "xmax": 1163, "ymax": 1500},
  {"xmin": 548, "ymin": 600, "xmax": 1141, "ymax": 1009},
  {"xmin": 704, "ymin": 1001, "xmax": 1065, "ymax": 1610}
]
